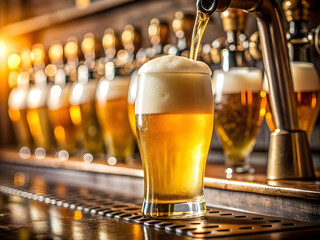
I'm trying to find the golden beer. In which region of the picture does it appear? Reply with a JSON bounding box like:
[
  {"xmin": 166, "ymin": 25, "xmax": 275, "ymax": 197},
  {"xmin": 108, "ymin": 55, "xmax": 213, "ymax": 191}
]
[
  {"xmin": 8, "ymin": 72, "xmax": 33, "ymax": 149},
  {"xmin": 128, "ymin": 103, "xmax": 136, "ymax": 138},
  {"xmin": 78, "ymin": 100, "xmax": 103, "ymax": 157},
  {"xmin": 128, "ymin": 70, "xmax": 138, "ymax": 138},
  {"xmin": 213, "ymin": 68, "xmax": 265, "ymax": 172},
  {"xmin": 26, "ymin": 106, "xmax": 55, "ymax": 152},
  {"xmin": 26, "ymin": 70, "xmax": 56, "ymax": 152},
  {"xmin": 137, "ymin": 113, "xmax": 213, "ymax": 202},
  {"xmin": 215, "ymin": 92, "xmax": 265, "ymax": 162},
  {"xmin": 96, "ymin": 77, "xmax": 134, "ymax": 161},
  {"xmin": 69, "ymin": 65, "xmax": 103, "ymax": 157},
  {"xmin": 8, "ymin": 108, "xmax": 32, "ymax": 149},
  {"xmin": 49, "ymin": 106, "xmax": 76, "ymax": 154},
  {"xmin": 136, "ymin": 55, "xmax": 213, "ymax": 218},
  {"xmin": 264, "ymin": 62, "xmax": 320, "ymax": 138},
  {"xmin": 48, "ymin": 78, "xmax": 78, "ymax": 154}
]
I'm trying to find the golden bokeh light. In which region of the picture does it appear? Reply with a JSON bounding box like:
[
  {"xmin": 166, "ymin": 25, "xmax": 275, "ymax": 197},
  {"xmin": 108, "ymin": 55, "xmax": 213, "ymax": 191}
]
[
  {"xmin": 76, "ymin": 0, "xmax": 90, "ymax": 9},
  {"xmin": 74, "ymin": 210, "xmax": 83, "ymax": 220},
  {"xmin": 103, "ymin": 29, "xmax": 115, "ymax": 49},
  {"xmin": 45, "ymin": 64, "xmax": 57, "ymax": 78},
  {"xmin": 81, "ymin": 33, "xmax": 95, "ymax": 54},
  {"xmin": 122, "ymin": 25, "xmax": 134, "ymax": 44},
  {"xmin": 70, "ymin": 105, "xmax": 82, "ymax": 125},
  {"xmin": 32, "ymin": 43, "xmax": 45, "ymax": 66},
  {"xmin": 49, "ymin": 42, "xmax": 63, "ymax": 63},
  {"xmin": 8, "ymin": 53, "xmax": 21, "ymax": 69},
  {"xmin": 65, "ymin": 37, "xmax": 78, "ymax": 59},
  {"xmin": 20, "ymin": 49, "xmax": 32, "ymax": 69}
]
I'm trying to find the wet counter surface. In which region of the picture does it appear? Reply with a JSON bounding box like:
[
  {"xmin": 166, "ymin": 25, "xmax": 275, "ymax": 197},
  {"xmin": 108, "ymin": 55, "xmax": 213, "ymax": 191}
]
[
  {"xmin": 1, "ymin": 149, "xmax": 319, "ymax": 199},
  {"xmin": 0, "ymin": 149, "xmax": 320, "ymax": 239},
  {"xmin": 0, "ymin": 164, "xmax": 320, "ymax": 240}
]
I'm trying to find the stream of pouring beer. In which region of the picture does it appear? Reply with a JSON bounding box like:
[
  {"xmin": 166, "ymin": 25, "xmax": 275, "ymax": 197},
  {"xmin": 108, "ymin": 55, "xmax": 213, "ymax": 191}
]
[{"xmin": 189, "ymin": 10, "xmax": 210, "ymax": 61}]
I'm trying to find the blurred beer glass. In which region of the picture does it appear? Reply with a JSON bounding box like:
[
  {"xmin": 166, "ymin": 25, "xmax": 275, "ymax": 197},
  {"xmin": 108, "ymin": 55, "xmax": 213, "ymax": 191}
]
[
  {"xmin": 136, "ymin": 55, "xmax": 213, "ymax": 218},
  {"xmin": 264, "ymin": 62, "xmax": 320, "ymax": 138},
  {"xmin": 96, "ymin": 62, "xmax": 135, "ymax": 162},
  {"xmin": 26, "ymin": 70, "xmax": 56, "ymax": 153},
  {"xmin": 213, "ymin": 68, "xmax": 265, "ymax": 174},
  {"xmin": 48, "ymin": 69, "xmax": 77, "ymax": 155},
  {"xmin": 8, "ymin": 72, "xmax": 33, "ymax": 149},
  {"xmin": 69, "ymin": 65, "xmax": 103, "ymax": 157},
  {"xmin": 127, "ymin": 70, "xmax": 138, "ymax": 138}
]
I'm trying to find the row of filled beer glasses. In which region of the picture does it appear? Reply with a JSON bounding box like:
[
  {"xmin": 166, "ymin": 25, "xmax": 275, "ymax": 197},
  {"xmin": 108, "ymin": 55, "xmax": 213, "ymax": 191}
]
[{"xmin": 7, "ymin": 31, "xmax": 138, "ymax": 163}]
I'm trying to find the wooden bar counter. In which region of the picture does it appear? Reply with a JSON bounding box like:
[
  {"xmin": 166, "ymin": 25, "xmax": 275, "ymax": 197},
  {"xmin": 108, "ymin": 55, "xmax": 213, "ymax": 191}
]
[{"xmin": 0, "ymin": 149, "xmax": 319, "ymax": 223}]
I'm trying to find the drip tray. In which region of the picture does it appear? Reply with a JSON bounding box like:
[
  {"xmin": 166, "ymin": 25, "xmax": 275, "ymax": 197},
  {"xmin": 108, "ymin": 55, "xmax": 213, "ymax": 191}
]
[{"xmin": 0, "ymin": 182, "xmax": 319, "ymax": 239}]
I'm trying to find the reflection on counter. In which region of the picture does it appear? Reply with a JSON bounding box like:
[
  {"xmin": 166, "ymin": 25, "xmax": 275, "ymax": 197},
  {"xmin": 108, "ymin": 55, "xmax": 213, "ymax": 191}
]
[{"xmin": 0, "ymin": 194, "xmax": 153, "ymax": 240}]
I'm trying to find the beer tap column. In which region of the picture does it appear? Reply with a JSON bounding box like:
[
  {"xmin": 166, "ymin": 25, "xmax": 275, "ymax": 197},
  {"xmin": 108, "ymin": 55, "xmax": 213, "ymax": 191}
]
[{"xmin": 197, "ymin": 0, "xmax": 314, "ymax": 179}]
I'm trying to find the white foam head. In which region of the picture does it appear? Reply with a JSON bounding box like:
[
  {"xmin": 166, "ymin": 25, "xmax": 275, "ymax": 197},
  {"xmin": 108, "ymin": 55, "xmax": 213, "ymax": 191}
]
[
  {"xmin": 136, "ymin": 55, "xmax": 213, "ymax": 114},
  {"xmin": 9, "ymin": 72, "xmax": 30, "ymax": 109},
  {"xmin": 27, "ymin": 84, "xmax": 49, "ymax": 109},
  {"xmin": 69, "ymin": 80, "xmax": 97, "ymax": 105},
  {"xmin": 263, "ymin": 62, "xmax": 320, "ymax": 92},
  {"xmin": 48, "ymin": 83, "xmax": 72, "ymax": 110},
  {"xmin": 96, "ymin": 76, "xmax": 130, "ymax": 104},
  {"xmin": 8, "ymin": 87, "xmax": 29, "ymax": 110},
  {"xmin": 138, "ymin": 55, "xmax": 212, "ymax": 75},
  {"xmin": 213, "ymin": 68, "xmax": 262, "ymax": 94}
]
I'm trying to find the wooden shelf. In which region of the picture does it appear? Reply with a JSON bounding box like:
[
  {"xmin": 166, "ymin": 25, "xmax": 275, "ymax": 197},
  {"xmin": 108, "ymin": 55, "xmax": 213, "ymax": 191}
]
[{"xmin": 0, "ymin": 0, "xmax": 137, "ymax": 39}]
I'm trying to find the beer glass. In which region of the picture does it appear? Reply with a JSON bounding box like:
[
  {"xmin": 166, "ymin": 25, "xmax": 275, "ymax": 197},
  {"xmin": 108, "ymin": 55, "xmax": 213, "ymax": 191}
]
[
  {"xmin": 8, "ymin": 72, "xmax": 33, "ymax": 149},
  {"xmin": 136, "ymin": 55, "xmax": 213, "ymax": 218},
  {"xmin": 48, "ymin": 69, "xmax": 77, "ymax": 155},
  {"xmin": 127, "ymin": 70, "xmax": 138, "ymax": 138},
  {"xmin": 213, "ymin": 68, "xmax": 265, "ymax": 174},
  {"xmin": 69, "ymin": 65, "xmax": 103, "ymax": 157},
  {"xmin": 264, "ymin": 62, "xmax": 320, "ymax": 138},
  {"xmin": 96, "ymin": 72, "xmax": 135, "ymax": 162},
  {"xmin": 26, "ymin": 70, "xmax": 56, "ymax": 153}
]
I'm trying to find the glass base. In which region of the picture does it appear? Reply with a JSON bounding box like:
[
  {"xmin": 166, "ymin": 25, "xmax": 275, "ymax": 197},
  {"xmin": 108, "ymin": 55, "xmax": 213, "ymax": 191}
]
[
  {"xmin": 142, "ymin": 200, "xmax": 206, "ymax": 219},
  {"xmin": 225, "ymin": 163, "xmax": 255, "ymax": 174}
]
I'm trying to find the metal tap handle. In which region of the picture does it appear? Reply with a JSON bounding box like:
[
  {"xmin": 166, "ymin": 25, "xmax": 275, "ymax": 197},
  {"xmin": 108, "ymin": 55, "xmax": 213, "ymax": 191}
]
[
  {"xmin": 196, "ymin": 0, "xmax": 216, "ymax": 16},
  {"xmin": 197, "ymin": 0, "xmax": 314, "ymax": 179}
]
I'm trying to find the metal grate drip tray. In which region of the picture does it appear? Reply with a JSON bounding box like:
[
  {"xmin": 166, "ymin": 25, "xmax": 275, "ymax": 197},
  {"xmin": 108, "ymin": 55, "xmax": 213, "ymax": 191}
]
[{"xmin": 0, "ymin": 182, "xmax": 319, "ymax": 238}]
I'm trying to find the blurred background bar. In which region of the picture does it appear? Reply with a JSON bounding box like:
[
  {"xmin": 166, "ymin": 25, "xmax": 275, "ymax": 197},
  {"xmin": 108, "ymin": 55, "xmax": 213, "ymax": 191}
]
[{"xmin": 0, "ymin": 0, "xmax": 320, "ymax": 238}]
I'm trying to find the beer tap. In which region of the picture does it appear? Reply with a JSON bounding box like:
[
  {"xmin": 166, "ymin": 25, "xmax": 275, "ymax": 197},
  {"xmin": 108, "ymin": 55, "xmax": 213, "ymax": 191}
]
[
  {"xmin": 197, "ymin": 0, "xmax": 315, "ymax": 179},
  {"xmin": 263, "ymin": 0, "xmax": 320, "ymax": 140},
  {"xmin": 283, "ymin": 0, "xmax": 319, "ymax": 62},
  {"xmin": 219, "ymin": 9, "xmax": 248, "ymax": 71}
]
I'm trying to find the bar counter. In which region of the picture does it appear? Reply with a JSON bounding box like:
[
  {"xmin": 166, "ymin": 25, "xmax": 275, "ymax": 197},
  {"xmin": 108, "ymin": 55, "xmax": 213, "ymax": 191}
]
[{"xmin": 0, "ymin": 149, "xmax": 319, "ymax": 225}]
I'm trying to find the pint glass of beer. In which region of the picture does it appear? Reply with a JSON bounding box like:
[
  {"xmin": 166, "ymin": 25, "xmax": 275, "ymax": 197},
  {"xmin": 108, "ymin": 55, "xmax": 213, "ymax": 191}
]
[
  {"xmin": 96, "ymin": 69, "xmax": 135, "ymax": 162},
  {"xmin": 213, "ymin": 68, "xmax": 265, "ymax": 174},
  {"xmin": 127, "ymin": 70, "xmax": 138, "ymax": 139},
  {"xmin": 264, "ymin": 62, "xmax": 320, "ymax": 138},
  {"xmin": 136, "ymin": 55, "xmax": 213, "ymax": 218}
]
